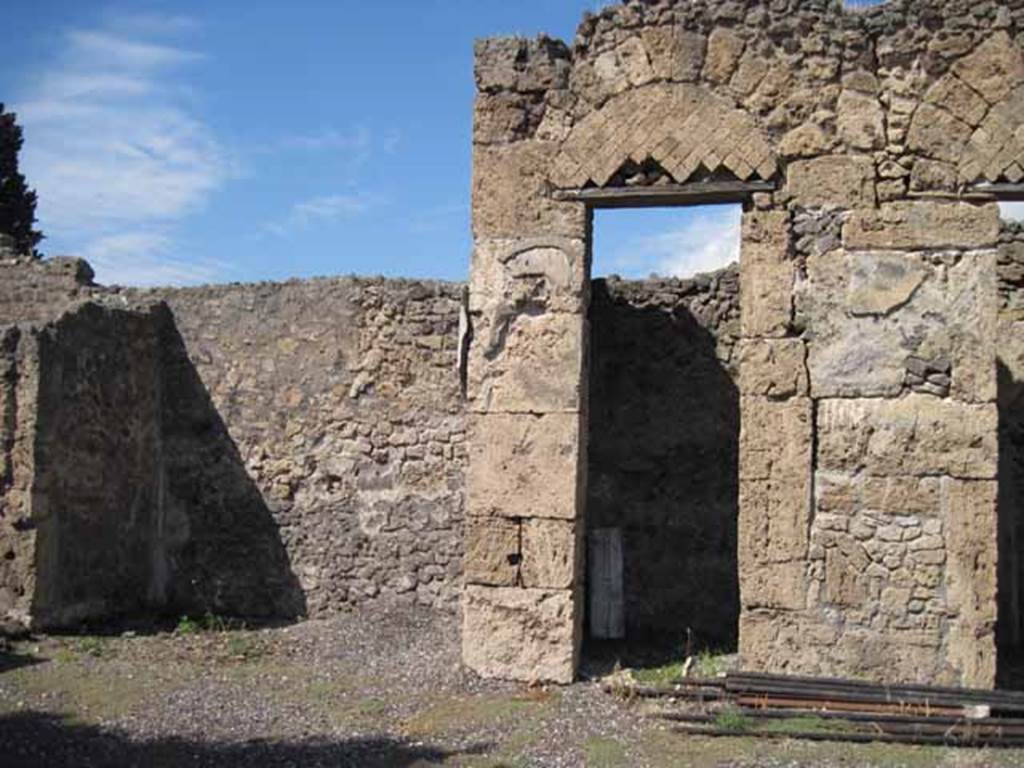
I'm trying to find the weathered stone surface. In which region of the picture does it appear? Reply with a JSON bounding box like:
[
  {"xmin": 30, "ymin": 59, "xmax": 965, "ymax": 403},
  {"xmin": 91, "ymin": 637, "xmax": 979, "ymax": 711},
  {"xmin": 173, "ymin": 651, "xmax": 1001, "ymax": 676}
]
[
  {"xmin": 472, "ymin": 143, "xmax": 587, "ymax": 239},
  {"xmin": 470, "ymin": 237, "xmax": 587, "ymax": 315},
  {"xmin": 521, "ymin": 519, "xmax": 578, "ymax": 590},
  {"xmin": 461, "ymin": 585, "xmax": 579, "ymax": 683},
  {"xmin": 817, "ymin": 396, "xmax": 998, "ymax": 479},
  {"xmin": 944, "ymin": 479, "xmax": 997, "ymax": 688},
  {"xmin": 553, "ymin": 83, "xmax": 777, "ymax": 188},
  {"xmin": 910, "ymin": 158, "xmax": 958, "ymax": 192},
  {"xmin": 474, "ymin": 36, "xmax": 570, "ymax": 93},
  {"xmin": 924, "ymin": 74, "xmax": 988, "ymax": 127},
  {"xmin": 467, "ymin": 311, "xmax": 585, "ymax": 414},
  {"xmin": 798, "ymin": 248, "xmax": 996, "ymax": 402},
  {"xmin": 778, "ymin": 123, "xmax": 829, "ymax": 158},
  {"xmin": 740, "ymin": 560, "xmax": 806, "ymax": 611},
  {"xmin": 787, "ymin": 155, "xmax": 876, "ymax": 209},
  {"xmin": 740, "ymin": 210, "xmax": 792, "ymax": 338},
  {"xmin": 739, "ymin": 476, "xmax": 811, "ymax": 566},
  {"xmin": 473, "ymin": 92, "xmax": 543, "ymax": 145},
  {"xmin": 837, "ymin": 90, "xmax": 885, "ymax": 150},
  {"xmin": 703, "ymin": 27, "xmax": 745, "ymax": 84},
  {"xmin": 907, "ymin": 103, "xmax": 972, "ymax": 163},
  {"xmin": 952, "ymin": 31, "xmax": 1024, "ymax": 105},
  {"xmin": 737, "ymin": 338, "xmax": 807, "ymax": 399},
  {"xmin": 467, "ymin": 412, "xmax": 580, "ymax": 520},
  {"xmin": 739, "ymin": 397, "xmax": 812, "ymax": 484},
  {"xmin": 642, "ymin": 27, "xmax": 705, "ymax": 82},
  {"xmin": 464, "ymin": 517, "xmax": 520, "ymax": 587},
  {"xmin": 843, "ymin": 202, "xmax": 1000, "ymax": 251}
]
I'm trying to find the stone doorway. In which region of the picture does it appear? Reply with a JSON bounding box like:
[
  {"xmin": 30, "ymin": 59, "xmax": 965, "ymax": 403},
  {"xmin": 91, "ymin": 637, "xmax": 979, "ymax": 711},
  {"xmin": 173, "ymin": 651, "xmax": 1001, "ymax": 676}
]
[{"xmin": 584, "ymin": 205, "xmax": 742, "ymax": 671}]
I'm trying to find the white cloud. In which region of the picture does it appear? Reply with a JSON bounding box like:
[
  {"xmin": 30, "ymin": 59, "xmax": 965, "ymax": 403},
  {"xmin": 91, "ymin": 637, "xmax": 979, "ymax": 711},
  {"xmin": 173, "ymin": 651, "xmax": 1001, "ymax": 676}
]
[
  {"xmin": 606, "ymin": 206, "xmax": 741, "ymax": 278},
  {"xmin": 13, "ymin": 13, "xmax": 229, "ymax": 286},
  {"xmin": 1001, "ymin": 201, "xmax": 1024, "ymax": 221},
  {"xmin": 82, "ymin": 232, "xmax": 232, "ymax": 287},
  {"xmin": 265, "ymin": 193, "xmax": 375, "ymax": 237}
]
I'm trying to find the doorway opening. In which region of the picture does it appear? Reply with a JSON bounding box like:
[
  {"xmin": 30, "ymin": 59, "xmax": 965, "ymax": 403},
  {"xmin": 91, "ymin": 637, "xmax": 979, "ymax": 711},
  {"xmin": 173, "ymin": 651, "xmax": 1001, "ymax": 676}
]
[
  {"xmin": 584, "ymin": 203, "xmax": 742, "ymax": 676},
  {"xmin": 996, "ymin": 205, "xmax": 1024, "ymax": 689}
]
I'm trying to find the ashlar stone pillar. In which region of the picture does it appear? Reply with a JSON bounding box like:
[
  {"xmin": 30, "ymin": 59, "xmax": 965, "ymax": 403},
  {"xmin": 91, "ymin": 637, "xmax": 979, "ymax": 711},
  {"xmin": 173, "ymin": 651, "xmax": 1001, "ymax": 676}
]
[
  {"xmin": 738, "ymin": 195, "xmax": 1001, "ymax": 688},
  {"xmin": 462, "ymin": 137, "xmax": 590, "ymax": 682}
]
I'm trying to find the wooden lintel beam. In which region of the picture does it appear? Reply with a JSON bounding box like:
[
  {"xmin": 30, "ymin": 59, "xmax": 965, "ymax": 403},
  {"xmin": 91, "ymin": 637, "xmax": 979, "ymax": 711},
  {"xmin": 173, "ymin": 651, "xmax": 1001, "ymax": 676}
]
[
  {"xmin": 552, "ymin": 180, "xmax": 776, "ymax": 208},
  {"xmin": 964, "ymin": 183, "xmax": 1024, "ymax": 201}
]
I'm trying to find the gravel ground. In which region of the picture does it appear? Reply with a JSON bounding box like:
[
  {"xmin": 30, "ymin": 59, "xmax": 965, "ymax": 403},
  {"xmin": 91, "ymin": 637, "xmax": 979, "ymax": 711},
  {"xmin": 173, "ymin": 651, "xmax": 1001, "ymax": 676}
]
[{"xmin": 1, "ymin": 606, "xmax": 1023, "ymax": 767}]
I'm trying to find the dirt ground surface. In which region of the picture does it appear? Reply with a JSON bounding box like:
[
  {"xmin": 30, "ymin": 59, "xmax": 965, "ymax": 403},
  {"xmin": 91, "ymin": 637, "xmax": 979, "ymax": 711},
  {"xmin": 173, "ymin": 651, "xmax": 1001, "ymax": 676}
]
[{"xmin": 2, "ymin": 606, "xmax": 1024, "ymax": 767}]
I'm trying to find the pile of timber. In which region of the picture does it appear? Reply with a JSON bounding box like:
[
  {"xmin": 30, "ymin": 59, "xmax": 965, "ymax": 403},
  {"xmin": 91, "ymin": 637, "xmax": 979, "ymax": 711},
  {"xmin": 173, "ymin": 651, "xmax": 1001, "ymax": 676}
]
[{"xmin": 609, "ymin": 671, "xmax": 1024, "ymax": 748}]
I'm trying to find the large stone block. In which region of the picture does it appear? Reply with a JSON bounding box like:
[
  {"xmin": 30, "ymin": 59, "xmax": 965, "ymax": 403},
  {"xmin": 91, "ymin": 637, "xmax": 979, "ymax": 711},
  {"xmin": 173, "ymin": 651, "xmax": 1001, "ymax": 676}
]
[
  {"xmin": 462, "ymin": 585, "xmax": 580, "ymax": 683},
  {"xmin": 737, "ymin": 339, "xmax": 807, "ymax": 399},
  {"xmin": 521, "ymin": 518, "xmax": 578, "ymax": 590},
  {"xmin": 816, "ymin": 396, "xmax": 998, "ymax": 479},
  {"xmin": 464, "ymin": 516, "xmax": 520, "ymax": 587},
  {"xmin": 944, "ymin": 479, "xmax": 997, "ymax": 688},
  {"xmin": 952, "ymin": 31, "xmax": 1024, "ymax": 105},
  {"xmin": 467, "ymin": 311, "xmax": 585, "ymax": 414},
  {"xmin": 739, "ymin": 396, "xmax": 812, "ymax": 483},
  {"xmin": 740, "ymin": 210, "xmax": 792, "ymax": 338},
  {"xmin": 703, "ymin": 27, "xmax": 745, "ymax": 84},
  {"xmin": 740, "ymin": 559, "xmax": 806, "ymax": 611},
  {"xmin": 907, "ymin": 103, "xmax": 972, "ymax": 163},
  {"xmin": 798, "ymin": 249, "xmax": 997, "ymax": 402},
  {"xmin": 786, "ymin": 156, "xmax": 876, "ymax": 209},
  {"xmin": 836, "ymin": 90, "xmax": 885, "ymax": 150},
  {"xmin": 472, "ymin": 143, "xmax": 588, "ymax": 239},
  {"xmin": 843, "ymin": 202, "xmax": 999, "ymax": 251},
  {"xmin": 739, "ymin": 477, "xmax": 811, "ymax": 566},
  {"xmin": 467, "ymin": 412, "xmax": 581, "ymax": 519},
  {"xmin": 470, "ymin": 237, "xmax": 588, "ymax": 316},
  {"xmin": 924, "ymin": 74, "xmax": 988, "ymax": 127},
  {"xmin": 642, "ymin": 27, "xmax": 705, "ymax": 82}
]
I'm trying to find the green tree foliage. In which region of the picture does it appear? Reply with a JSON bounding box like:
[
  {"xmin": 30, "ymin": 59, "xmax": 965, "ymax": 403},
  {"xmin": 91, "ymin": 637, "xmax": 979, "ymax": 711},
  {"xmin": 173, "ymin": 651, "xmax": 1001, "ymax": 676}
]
[{"xmin": 0, "ymin": 104, "xmax": 42, "ymax": 256}]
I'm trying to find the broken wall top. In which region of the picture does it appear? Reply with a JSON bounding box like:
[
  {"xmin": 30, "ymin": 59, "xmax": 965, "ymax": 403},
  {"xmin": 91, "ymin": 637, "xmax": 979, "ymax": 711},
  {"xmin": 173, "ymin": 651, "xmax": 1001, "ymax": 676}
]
[{"xmin": 473, "ymin": 0, "xmax": 1024, "ymax": 199}]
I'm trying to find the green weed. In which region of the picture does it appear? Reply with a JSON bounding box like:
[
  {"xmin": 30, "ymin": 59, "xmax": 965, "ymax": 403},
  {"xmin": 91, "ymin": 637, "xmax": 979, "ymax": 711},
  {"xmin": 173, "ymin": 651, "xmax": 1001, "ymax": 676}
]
[{"xmin": 712, "ymin": 708, "xmax": 754, "ymax": 733}]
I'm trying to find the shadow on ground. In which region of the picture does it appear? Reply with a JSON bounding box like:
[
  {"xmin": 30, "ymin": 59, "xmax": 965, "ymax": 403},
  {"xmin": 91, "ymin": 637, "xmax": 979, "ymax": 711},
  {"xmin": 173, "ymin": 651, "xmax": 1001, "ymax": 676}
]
[
  {"xmin": 0, "ymin": 648, "xmax": 39, "ymax": 675},
  {"xmin": 0, "ymin": 711, "xmax": 494, "ymax": 768}
]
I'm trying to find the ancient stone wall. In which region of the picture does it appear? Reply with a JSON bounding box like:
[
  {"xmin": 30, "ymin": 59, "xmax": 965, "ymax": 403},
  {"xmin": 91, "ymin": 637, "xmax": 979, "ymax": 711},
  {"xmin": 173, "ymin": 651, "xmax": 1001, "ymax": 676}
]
[
  {"xmin": 29, "ymin": 303, "xmax": 168, "ymax": 627},
  {"xmin": 0, "ymin": 254, "xmax": 96, "ymax": 327},
  {"xmin": 587, "ymin": 268, "xmax": 739, "ymax": 649},
  {"xmin": 468, "ymin": 0, "xmax": 1022, "ymax": 686},
  {"xmin": 0, "ymin": 253, "xmax": 469, "ymax": 629},
  {"xmin": 0, "ymin": 326, "xmax": 39, "ymax": 625},
  {"xmin": 133, "ymin": 278, "xmax": 468, "ymax": 616}
]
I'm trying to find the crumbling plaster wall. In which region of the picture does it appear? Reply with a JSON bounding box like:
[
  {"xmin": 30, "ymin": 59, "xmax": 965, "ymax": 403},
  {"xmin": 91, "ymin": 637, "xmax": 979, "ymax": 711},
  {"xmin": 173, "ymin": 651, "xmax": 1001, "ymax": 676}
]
[{"xmin": 467, "ymin": 0, "xmax": 1024, "ymax": 686}]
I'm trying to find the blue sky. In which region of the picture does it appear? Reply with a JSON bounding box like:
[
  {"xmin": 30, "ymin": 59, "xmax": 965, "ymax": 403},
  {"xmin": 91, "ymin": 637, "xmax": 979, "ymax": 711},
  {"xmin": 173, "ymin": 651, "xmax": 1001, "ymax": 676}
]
[{"xmin": 1, "ymin": 1, "xmax": 748, "ymax": 286}]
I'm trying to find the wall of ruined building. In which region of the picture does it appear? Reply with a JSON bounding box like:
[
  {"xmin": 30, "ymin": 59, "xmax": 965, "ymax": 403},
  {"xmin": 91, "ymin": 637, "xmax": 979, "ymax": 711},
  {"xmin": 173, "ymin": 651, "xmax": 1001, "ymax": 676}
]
[
  {"xmin": 132, "ymin": 278, "xmax": 468, "ymax": 616},
  {"xmin": 0, "ymin": 326, "xmax": 38, "ymax": 625},
  {"xmin": 465, "ymin": 0, "xmax": 1024, "ymax": 686},
  {"xmin": 587, "ymin": 268, "xmax": 739, "ymax": 649},
  {"xmin": 0, "ymin": 248, "xmax": 470, "ymax": 627},
  {"xmin": 0, "ymin": 255, "xmax": 96, "ymax": 326},
  {"xmin": 27, "ymin": 303, "xmax": 170, "ymax": 627}
]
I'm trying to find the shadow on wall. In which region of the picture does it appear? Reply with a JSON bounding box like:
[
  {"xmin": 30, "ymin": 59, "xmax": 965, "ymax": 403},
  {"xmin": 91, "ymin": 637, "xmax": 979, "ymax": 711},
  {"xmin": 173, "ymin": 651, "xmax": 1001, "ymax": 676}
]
[
  {"xmin": 998, "ymin": 358, "xmax": 1024, "ymax": 689},
  {"xmin": 156, "ymin": 313, "xmax": 308, "ymax": 621},
  {"xmin": 0, "ymin": 711, "xmax": 492, "ymax": 768},
  {"xmin": 28, "ymin": 302, "xmax": 305, "ymax": 629},
  {"xmin": 586, "ymin": 277, "xmax": 740, "ymax": 660}
]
